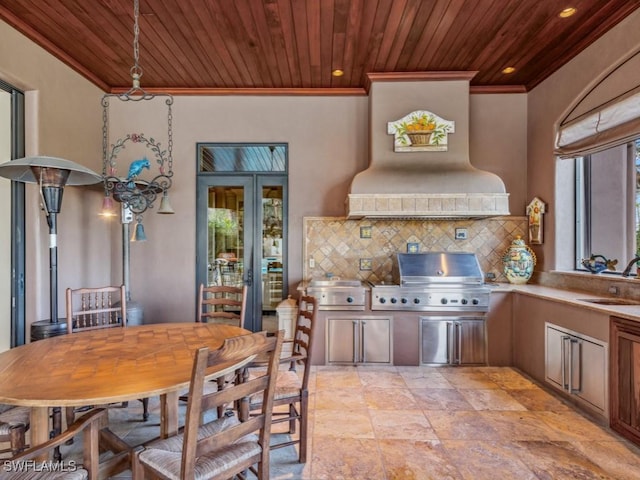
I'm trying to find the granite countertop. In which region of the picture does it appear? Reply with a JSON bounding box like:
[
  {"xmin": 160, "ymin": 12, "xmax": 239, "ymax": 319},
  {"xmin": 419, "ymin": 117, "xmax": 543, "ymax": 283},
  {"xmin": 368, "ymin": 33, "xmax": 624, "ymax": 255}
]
[{"xmin": 487, "ymin": 283, "xmax": 640, "ymax": 322}]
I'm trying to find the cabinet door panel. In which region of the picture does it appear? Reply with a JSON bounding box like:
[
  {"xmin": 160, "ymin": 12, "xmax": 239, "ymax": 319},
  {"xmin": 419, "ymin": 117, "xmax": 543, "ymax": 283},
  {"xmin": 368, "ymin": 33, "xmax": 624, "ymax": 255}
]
[
  {"xmin": 577, "ymin": 337, "xmax": 606, "ymax": 410},
  {"xmin": 327, "ymin": 319, "xmax": 357, "ymax": 363},
  {"xmin": 457, "ymin": 321, "xmax": 486, "ymax": 365},
  {"xmin": 546, "ymin": 325, "xmax": 566, "ymax": 389},
  {"xmin": 421, "ymin": 320, "xmax": 450, "ymax": 365},
  {"xmin": 362, "ymin": 319, "xmax": 391, "ymax": 364}
]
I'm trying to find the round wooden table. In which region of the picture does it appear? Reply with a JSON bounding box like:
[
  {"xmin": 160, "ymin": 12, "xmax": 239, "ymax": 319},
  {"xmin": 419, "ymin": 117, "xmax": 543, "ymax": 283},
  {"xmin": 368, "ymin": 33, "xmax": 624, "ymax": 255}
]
[{"xmin": 0, "ymin": 322, "xmax": 250, "ymax": 452}]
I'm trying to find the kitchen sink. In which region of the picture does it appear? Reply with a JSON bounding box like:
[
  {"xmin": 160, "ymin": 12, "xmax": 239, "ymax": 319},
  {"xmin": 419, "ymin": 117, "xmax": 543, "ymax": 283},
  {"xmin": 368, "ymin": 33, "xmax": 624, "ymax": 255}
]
[{"xmin": 578, "ymin": 297, "xmax": 640, "ymax": 306}]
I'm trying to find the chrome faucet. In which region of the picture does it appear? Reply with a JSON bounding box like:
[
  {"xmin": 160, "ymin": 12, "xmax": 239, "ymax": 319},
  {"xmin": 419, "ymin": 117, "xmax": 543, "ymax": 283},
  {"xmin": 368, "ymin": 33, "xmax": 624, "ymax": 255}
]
[{"xmin": 622, "ymin": 257, "xmax": 640, "ymax": 277}]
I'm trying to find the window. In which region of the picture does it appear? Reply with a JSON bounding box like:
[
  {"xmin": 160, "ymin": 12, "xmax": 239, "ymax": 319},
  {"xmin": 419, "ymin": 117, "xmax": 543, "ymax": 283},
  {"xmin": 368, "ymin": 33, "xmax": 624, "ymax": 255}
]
[{"xmin": 575, "ymin": 139, "xmax": 640, "ymax": 273}]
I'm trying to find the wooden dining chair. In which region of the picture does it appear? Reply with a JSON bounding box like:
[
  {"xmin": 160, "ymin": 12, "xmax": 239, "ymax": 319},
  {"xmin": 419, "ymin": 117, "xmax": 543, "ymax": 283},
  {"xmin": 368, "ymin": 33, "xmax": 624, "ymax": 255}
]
[
  {"xmin": 248, "ymin": 295, "xmax": 318, "ymax": 463},
  {"xmin": 65, "ymin": 285, "xmax": 148, "ymax": 426},
  {"xmin": 0, "ymin": 404, "xmax": 30, "ymax": 456},
  {"xmin": 132, "ymin": 330, "xmax": 284, "ymax": 480},
  {"xmin": 3, "ymin": 408, "xmax": 107, "ymax": 480},
  {"xmin": 197, "ymin": 283, "xmax": 247, "ymax": 327}
]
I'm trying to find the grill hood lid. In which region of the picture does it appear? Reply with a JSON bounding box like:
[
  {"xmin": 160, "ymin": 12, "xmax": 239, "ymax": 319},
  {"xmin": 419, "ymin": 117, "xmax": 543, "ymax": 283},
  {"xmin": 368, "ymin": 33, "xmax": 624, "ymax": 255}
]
[{"xmin": 347, "ymin": 72, "xmax": 509, "ymax": 219}]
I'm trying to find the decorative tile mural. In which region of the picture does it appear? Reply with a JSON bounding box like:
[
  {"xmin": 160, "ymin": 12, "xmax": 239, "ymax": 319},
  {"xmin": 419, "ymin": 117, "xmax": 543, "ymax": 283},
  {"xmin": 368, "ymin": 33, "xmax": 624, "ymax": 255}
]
[{"xmin": 304, "ymin": 216, "xmax": 528, "ymax": 283}]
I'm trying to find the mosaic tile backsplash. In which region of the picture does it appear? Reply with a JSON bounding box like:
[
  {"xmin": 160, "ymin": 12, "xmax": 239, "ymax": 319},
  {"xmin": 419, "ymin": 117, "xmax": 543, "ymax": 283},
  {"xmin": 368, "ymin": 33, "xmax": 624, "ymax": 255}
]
[{"xmin": 304, "ymin": 216, "xmax": 528, "ymax": 283}]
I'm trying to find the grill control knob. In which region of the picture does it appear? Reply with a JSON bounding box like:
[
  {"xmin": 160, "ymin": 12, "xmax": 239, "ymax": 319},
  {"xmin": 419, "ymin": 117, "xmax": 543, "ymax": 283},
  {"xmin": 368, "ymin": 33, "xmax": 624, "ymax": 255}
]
[
  {"xmin": 379, "ymin": 297, "xmax": 387, "ymax": 304},
  {"xmin": 461, "ymin": 298, "xmax": 468, "ymax": 305},
  {"xmin": 390, "ymin": 297, "xmax": 398, "ymax": 304},
  {"xmin": 440, "ymin": 298, "xmax": 448, "ymax": 305},
  {"xmin": 401, "ymin": 297, "xmax": 408, "ymax": 304},
  {"xmin": 347, "ymin": 296, "xmax": 354, "ymax": 303},
  {"xmin": 414, "ymin": 298, "xmax": 421, "ymax": 304},
  {"xmin": 472, "ymin": 298, "xmax": 479, "ymax": 305}
]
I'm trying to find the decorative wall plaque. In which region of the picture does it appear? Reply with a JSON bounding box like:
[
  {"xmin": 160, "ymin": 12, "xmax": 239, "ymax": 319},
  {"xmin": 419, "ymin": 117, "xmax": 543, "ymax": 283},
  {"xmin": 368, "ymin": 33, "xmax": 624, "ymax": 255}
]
[
  {"xmin": 388, "ymin": 110, "xmax": 455, "ymax": 152},
  {"xmin": 526, "ymin": 197, "xmax": 546, "ymax": 244}
]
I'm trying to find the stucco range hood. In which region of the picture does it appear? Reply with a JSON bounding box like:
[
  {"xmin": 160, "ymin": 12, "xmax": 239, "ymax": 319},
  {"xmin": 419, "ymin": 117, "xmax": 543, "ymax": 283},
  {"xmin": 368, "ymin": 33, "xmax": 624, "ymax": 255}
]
[{"xmin": 346, "ymin": 72, "xmax": 510, "ymax": 219}]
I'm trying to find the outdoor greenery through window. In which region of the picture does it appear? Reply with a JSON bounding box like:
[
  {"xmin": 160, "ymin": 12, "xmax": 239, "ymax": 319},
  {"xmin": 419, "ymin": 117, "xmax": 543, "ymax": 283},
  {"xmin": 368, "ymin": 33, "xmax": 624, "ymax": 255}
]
[{"xmin": 575, "ymin": 139, "xmax": 640, "ymax": 274}]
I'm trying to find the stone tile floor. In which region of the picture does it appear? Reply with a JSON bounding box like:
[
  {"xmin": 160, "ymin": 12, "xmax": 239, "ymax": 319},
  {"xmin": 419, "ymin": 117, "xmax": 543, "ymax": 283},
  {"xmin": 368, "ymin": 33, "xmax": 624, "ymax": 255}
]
[{"xmin": 45, "ymin": 366, "xmax": 640, "ymax": 478}]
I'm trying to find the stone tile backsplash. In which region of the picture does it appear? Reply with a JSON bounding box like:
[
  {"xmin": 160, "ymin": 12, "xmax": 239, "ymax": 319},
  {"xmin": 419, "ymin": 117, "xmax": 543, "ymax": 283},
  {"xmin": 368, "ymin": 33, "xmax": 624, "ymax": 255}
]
[{"xmin": 304, "ymin": 216, "xmax": 528, "ymax": 283}]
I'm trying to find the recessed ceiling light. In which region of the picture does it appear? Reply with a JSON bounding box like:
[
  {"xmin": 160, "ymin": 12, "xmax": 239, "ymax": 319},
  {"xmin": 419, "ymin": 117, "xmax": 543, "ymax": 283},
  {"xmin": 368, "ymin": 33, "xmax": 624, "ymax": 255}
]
[
  {"xmin": 502, "ymin": 67, "xmax": 516, "ymax": 74},
  {"xmin": 332, "ymin": 69, "xmax": 344, "ymax": 77},
  {"xmin": 559, "ymin": 7, "xmax": 577, "ymax": 18}
]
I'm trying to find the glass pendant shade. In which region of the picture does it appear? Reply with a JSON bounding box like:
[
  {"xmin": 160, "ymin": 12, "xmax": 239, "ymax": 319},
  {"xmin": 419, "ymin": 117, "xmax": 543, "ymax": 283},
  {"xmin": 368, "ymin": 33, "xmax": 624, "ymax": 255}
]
[{"xmin": 99, "ymin": 195, "xmax": 117, "ymax": 217}]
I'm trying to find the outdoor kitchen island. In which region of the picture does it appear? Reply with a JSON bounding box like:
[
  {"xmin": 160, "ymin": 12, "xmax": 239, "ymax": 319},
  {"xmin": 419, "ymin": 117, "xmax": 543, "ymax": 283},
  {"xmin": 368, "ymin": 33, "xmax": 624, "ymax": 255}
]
[{"xmin": 302, "ymin": 252, "xmax": 505, "ymax": 367}]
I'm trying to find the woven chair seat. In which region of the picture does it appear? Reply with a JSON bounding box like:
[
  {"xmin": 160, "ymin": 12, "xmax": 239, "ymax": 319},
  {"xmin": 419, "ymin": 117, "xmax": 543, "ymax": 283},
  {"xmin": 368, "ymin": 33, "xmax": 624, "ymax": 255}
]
[
  {"xmin": 249, "ymin": 369, "xmax": 301, "ymax": 406},
  {"xmin": 0, "ymin": 406, "xmax": 30, "ymax": 435}
]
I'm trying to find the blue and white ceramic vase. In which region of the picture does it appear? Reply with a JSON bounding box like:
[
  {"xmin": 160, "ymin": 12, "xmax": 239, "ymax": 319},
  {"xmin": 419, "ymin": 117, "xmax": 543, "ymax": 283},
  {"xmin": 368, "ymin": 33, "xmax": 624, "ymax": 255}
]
[{"xmin": 502, "ymin": 236, "xmax": 537, "ymax": 284}]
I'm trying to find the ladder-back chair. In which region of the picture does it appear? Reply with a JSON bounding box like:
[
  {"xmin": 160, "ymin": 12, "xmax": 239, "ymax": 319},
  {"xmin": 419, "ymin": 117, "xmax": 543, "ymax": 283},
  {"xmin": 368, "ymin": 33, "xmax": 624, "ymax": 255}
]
[
  {"xmin": 132, "ymin": 331, "xmax": 284, "ymax": 480},
  {"xmin": 249, "ymin": 295, "xmax": 318, "ymax": 463},
  {"xmin": 197, "ymin": 284, "xmax": 247, "ymax": 327}
]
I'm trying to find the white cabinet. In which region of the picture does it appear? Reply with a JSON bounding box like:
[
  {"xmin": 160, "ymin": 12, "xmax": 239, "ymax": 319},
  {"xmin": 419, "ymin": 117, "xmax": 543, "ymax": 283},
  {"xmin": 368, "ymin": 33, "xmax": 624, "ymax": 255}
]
[
  {"xmin": 326, "ymin": 316, "xmax": 392, "ymax": 364},
  {"xmin": 545, "ymin": 323, "xmax": 608, "ymax": 415},
  {"xmin": 420, "ymin": 317, "xmax": 486, "ymax": 365}
]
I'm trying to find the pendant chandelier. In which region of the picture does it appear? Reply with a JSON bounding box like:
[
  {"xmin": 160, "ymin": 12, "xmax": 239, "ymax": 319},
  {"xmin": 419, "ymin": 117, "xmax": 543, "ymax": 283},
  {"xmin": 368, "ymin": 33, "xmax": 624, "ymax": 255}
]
[{"xmin": 101, "ymin": 0, "xmax": 175, "ymax": 241}]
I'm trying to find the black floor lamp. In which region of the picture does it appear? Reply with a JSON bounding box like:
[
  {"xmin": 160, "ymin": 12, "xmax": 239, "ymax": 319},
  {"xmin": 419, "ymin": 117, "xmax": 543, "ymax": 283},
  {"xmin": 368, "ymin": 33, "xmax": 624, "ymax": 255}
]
[{"xmin": 0, "ymin": 156, "xmax": 101, "ymax": 339}]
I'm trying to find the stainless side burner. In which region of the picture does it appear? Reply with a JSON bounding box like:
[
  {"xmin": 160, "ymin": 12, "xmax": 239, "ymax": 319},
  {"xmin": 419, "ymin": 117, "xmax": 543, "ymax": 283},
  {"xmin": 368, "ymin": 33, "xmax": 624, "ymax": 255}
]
[{"xmin": 306, "ymin": 278, "xmax": 366, "ymax": 311}]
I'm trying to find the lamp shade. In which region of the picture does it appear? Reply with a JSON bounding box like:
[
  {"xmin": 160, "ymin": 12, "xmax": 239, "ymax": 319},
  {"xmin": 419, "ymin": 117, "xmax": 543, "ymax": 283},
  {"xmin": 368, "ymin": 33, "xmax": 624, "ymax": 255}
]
[{"xmin": 0, "ymin": 156, "xmax": 102, "ymax": 186}]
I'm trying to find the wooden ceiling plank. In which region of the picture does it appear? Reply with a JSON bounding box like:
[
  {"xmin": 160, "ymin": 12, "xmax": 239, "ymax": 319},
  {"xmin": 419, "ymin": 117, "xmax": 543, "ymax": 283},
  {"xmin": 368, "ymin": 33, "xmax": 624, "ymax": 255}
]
[
  {"xmin": 428, "ymin": 0, "xmax": 492, "ymax": 70},
  {"xmin": 252, "ymin": 0, "xmax": 286, "ymax": 87},
  {"xmin": 275, "ymin": 0, "xmax": 302, "ymax": 87},
  {"xmin": 346, "ymin": 0, "xmax": 378, "ymax": 86},
  {"xmin": 235, "ymin": 0, "xmax": 282, "ymax": 87},
  {"xmin": 402, "ymin": 0, "xmax": 447, "ymax": 71},
  {"xmin": 416, "ymin": 0, "xmax": 467, "ymax": 69},
  {"xmin": 329, "ymin": 0, "xmax": 350, "ymax": 87},
  {"xmin": 522, "ymin": 0, "xmax": 640, "ymax": 90},
  {"xmin": 306, "ymin": 0, "xmax": 322, "ymax": 87},
  {"xmin": 379, "ymin": 0, "xmax": 428, "ymax": 72},
  {"xmin": 220, "ymin": 0, "xmax": 272, "ymax": 87},
  {"xmin": 357, "ymin": 0, "xmax": 394, "ymax": 85},
  {"xmin": 1, "ymin": 0, "xmax": 639, "ymax": 92},
  {"xmin": 152, "ymin": 0, "xmax": 231, "ymax": 88},
  {"xmin": 371, "ymin": 0, "xmax": 407, "ymax": 71},
  {"xmin": 319, "ymin": 0, "xmax": 336, "ymax": 88},
  {"xmin": 336, "ymin": 0, "xmax": 363, "ymax": 86},
  {"xmin": 174, "ymin": 0, "xmax": 226, "ymax": 87},
  {"xmin": 264, "ymin": 0, "xmax": 296, "ymax": 87},
  {"xmin": 445, "ymin": 0, "xmax": 506, "ymax": 70},
  {"xmin": 290, "ymin": 0, "xmax": 312, "ymax": 87}
]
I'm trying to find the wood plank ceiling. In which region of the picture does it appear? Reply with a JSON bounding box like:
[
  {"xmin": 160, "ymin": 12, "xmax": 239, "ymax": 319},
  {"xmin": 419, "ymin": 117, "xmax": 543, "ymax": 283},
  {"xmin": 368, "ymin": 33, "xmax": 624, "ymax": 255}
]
[{"xmin": 1, "ymin": 0, "xmax": 639, "ymax": 94}]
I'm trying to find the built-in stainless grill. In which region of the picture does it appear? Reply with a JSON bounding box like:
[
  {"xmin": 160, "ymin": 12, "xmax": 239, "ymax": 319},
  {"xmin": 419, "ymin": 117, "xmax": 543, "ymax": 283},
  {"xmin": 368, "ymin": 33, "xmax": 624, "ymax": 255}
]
[
  {"xmin": 370, "ymin": 252, "xmax": 490, "ymax": 312},
  {"xmin": 305, "ymin": 279, "xmax": 366, "ymax": 311}
]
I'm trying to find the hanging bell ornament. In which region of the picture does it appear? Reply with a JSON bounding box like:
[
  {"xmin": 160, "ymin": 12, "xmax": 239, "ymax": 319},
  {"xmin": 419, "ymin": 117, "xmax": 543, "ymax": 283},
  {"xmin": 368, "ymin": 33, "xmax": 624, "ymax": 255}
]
[{"xmin": 131, "ymin": 220, "xmax": 147, "ymax": 242}]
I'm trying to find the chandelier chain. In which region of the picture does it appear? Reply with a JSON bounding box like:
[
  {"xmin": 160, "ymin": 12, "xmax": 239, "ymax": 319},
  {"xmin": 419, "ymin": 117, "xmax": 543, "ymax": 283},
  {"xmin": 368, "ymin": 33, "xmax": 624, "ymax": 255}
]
[{"xmin": 131, "ymin": 0, "xmax": 142, "ymax": 79}]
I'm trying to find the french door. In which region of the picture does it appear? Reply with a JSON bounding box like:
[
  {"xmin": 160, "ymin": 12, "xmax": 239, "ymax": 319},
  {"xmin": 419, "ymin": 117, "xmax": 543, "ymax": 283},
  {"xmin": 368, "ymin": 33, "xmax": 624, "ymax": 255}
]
[{"xmin": 196, "ymin": 174, "xmax": 287, "ymax": 332}]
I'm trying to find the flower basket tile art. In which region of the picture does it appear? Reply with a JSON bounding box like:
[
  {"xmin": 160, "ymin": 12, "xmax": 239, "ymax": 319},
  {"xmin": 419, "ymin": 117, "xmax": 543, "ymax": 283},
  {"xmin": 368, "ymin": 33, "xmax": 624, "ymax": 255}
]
[{"xmin": 388, "ymin": 110, "xmax": 455, "ymax": 152}]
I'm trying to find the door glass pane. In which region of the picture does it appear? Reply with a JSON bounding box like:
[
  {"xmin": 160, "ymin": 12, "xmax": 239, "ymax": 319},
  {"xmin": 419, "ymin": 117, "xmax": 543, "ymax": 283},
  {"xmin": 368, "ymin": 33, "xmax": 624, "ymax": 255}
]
[
  {"xmin": 207, "ymin": 186, "xmax": 244, "ymax": 288},
  {"xmin": 261, "ymin": 186, "xmax": 283, "ymax": 329}
]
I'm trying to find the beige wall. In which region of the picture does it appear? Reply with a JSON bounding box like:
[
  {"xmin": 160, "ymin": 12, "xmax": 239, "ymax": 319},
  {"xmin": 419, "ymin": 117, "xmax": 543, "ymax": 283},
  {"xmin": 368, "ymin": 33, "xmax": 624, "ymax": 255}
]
[
  {"xmin": 528, "ymin": 8, "xmax": 640, "ymax": 271},
  {"xmin": 0, "ymin": 22, "xmax": 107, "ymax": 338}
]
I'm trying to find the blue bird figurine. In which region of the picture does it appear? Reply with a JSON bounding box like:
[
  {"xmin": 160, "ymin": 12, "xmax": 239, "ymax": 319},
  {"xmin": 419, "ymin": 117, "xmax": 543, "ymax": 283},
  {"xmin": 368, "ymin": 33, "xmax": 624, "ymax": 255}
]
[{"xmin": 126, "ymin": 157, "xmax": 150, "ymax": 186}]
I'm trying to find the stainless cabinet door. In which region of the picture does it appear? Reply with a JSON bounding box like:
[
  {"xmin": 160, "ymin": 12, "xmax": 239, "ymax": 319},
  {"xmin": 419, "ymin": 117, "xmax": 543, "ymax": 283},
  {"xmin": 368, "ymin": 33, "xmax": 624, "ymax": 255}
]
[
  {"xmin": 457, "ymin": 320, "xmax": 486, "ymax": 365},
  {"xmin": 327, "ymin": 318, "xmax": 357, "ymax": 363},
  {"xmin": 545, "ymin": 324, "xmax": 566, "ymax": 389},
  {"xmin": 575, "ymin": 337, "xmax": 606, "ymax": 411},
  {"xmin": 361, "ymin": 318, "xmax": 391, "ymax": 364},
  {"xmin": 421, "ymin": 319, "xmax": 450, "ymax": 365}
]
